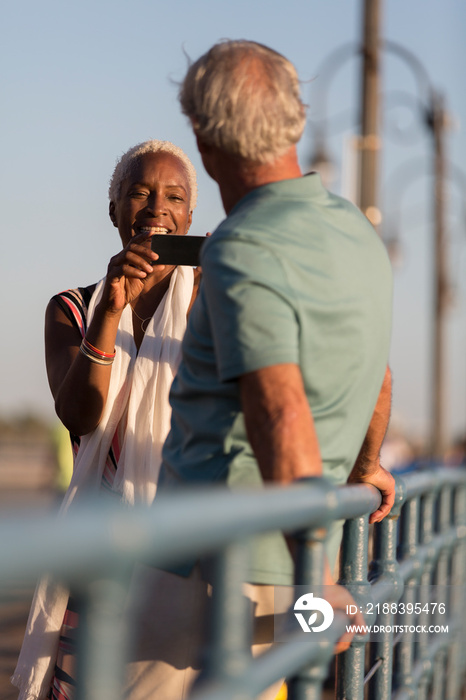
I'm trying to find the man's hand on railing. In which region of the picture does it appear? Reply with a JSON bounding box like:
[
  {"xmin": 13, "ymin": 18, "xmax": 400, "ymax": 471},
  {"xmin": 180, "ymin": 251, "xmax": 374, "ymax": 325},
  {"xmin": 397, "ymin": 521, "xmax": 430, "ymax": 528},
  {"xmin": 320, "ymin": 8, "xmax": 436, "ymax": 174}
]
[
  {"xmin": 348, "ymin": 462, "xmax": 395, "ymax": 524},
  {"xmin": 347, "ymin": 366, "xmax": 394, "ymax": 523}
]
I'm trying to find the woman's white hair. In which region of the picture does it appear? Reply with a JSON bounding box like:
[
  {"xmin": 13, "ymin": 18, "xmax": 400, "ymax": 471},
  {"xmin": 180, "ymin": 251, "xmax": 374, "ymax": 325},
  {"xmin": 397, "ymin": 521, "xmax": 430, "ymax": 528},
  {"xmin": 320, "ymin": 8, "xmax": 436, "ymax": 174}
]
[
  {"xmin": 108, "ymin": 139, "xmax": 198, "ymax": 209},
  {"xmin": 179, "ymin": 40, "xmax": 306, "ymax": 164}
]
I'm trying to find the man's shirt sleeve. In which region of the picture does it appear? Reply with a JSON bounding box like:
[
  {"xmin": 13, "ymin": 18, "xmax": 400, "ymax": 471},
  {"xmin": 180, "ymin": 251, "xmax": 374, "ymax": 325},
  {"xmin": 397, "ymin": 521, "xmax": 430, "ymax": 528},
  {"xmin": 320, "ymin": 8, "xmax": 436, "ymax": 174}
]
[{"xmin": 201, "ymin": 236, "xmax": 299, "ymax": 382}]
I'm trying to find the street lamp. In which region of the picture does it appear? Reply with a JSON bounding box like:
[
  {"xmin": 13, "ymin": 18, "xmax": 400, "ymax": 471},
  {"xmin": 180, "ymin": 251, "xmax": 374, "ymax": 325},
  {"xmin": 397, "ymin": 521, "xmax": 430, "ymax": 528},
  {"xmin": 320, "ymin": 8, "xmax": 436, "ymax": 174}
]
[{"xmin": 307, "ymin": 42, "xmax": 358, "ymax": 190}]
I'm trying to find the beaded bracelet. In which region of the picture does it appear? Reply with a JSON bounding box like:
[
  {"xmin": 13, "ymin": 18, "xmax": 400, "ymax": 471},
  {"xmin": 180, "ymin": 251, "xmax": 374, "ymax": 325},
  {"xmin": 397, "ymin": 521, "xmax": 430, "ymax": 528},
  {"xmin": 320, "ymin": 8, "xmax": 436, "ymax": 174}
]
[{"xmin": 79, "ymin": 339, "xmax": 115, "ymax": 366}]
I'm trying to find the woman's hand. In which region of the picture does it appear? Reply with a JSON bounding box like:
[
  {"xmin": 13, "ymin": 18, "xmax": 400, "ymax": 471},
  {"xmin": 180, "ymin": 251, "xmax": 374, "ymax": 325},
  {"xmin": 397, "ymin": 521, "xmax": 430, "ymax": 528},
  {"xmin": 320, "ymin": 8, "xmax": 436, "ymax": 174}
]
[
  {"xmin": 47, "ymin": 233, "xmax": 159, "ymax": 436},
  {"xmin": 101, "ymin": 231, "xmax": 160, "ymax": 313}
]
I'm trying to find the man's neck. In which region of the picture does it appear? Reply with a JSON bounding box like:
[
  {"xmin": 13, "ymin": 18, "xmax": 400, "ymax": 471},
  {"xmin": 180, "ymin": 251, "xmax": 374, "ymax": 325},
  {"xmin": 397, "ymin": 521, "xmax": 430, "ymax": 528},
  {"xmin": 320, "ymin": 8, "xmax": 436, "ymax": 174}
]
[{"xmin": 205, "ymin": 145, "xmax": 302, "ymax": 214}]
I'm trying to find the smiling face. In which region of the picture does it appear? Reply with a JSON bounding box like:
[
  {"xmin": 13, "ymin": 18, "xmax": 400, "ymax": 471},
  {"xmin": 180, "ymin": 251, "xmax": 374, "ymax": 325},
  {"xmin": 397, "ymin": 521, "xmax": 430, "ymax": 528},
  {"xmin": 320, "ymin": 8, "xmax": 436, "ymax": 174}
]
[{"xmin": 109, "ymin": 151, "xmax": 192, "ymax": 246}]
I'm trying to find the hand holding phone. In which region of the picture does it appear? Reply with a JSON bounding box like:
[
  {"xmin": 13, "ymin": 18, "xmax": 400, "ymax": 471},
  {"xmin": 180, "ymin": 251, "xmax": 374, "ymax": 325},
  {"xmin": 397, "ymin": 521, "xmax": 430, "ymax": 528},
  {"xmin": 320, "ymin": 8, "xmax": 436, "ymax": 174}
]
[{"xmin": 150, "ymin": 234, "xmax": 206, "ymax": 266}]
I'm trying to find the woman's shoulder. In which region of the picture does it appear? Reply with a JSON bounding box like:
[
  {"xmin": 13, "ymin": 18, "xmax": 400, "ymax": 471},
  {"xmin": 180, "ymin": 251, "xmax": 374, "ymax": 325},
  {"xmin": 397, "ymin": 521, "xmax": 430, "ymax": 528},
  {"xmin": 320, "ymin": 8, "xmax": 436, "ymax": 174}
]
[
  {"xmin": 79, "ymin": 283, "xmax": 97, "ymax": 307},
  {"xmin": 49, "ymin": 283, "xmax": 97, "ymax": 333},
  {"xmin": 51, "ymin": 283, "xmax": 96, "ymax": 308}
]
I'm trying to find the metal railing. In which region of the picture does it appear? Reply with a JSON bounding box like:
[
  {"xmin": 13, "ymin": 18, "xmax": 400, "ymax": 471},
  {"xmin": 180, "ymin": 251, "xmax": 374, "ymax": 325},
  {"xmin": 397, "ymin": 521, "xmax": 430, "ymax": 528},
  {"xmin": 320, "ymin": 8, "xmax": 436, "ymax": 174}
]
[{"xmin": 2, "ymin": 467, "xmax": 465, "ymax": 699}]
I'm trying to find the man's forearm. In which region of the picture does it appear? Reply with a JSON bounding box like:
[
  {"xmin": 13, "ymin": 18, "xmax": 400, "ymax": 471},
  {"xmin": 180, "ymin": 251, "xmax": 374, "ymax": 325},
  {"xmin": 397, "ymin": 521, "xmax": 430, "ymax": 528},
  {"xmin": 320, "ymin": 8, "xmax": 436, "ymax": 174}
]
[
  {"xmin": 348, "ymin": 366, "xmax": 395, "ymax": 523},
  {"xmin": 350, "ymin": 366, "xmax": 391, "ymax": 479}
]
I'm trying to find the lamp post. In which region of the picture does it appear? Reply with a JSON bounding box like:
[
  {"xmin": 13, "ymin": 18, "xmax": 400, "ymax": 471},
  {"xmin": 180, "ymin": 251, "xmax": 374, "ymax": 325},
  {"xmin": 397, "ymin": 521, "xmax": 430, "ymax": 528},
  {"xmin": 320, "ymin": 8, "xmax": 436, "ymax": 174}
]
[
  {"xmin": 358, "ymin": 0, "xmax": 383, "ymax": 228},
  {"xmin": 430, "ymin": 91, "xmax": 449, "ymax": 458}
]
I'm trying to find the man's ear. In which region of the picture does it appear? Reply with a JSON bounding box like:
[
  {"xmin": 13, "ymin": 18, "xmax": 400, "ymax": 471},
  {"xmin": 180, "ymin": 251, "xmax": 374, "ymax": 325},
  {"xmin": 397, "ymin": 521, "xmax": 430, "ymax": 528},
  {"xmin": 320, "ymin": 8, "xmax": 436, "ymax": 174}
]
[
  {"xmin": 195, "ymin": 133, "xmax": 209, "ymax": 155},
  {"xmin": 195, "ymin": 134, "xmax": 217, "ymax": 180},
  {"xmin": 109, "ymin": 201, "xmax": 118, "ymax": 228}
]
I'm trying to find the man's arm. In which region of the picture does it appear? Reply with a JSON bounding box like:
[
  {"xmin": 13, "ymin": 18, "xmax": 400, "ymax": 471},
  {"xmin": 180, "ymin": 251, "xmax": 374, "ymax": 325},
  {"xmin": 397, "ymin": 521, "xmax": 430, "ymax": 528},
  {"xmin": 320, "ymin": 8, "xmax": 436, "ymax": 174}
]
[
  {"xmin": 239, "ymin": 363, "xmax": 322, "ymax": 484},
  {"xmin": 348, "ymin": 366, "xmax": 395, "ymax": 523},
  {"xmin": 240, "ymin": 362, "xmax": 367, "ymax": 652}
]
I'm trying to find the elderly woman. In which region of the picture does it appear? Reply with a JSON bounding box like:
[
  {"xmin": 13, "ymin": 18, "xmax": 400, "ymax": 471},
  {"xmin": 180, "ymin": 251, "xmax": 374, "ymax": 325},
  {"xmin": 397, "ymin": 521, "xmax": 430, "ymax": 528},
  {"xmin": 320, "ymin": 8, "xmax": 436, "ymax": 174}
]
[{"xmin": 13, "ymin": 140, "xmax": 201, "ymax": 700}]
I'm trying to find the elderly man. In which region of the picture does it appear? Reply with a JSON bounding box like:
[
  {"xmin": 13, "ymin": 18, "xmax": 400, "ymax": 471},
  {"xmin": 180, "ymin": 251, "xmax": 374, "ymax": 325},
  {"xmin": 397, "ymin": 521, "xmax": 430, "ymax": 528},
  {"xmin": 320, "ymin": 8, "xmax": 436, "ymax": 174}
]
[{"xmin": 125, "ymin": 40, "xmax": 394, "ymax": 700}]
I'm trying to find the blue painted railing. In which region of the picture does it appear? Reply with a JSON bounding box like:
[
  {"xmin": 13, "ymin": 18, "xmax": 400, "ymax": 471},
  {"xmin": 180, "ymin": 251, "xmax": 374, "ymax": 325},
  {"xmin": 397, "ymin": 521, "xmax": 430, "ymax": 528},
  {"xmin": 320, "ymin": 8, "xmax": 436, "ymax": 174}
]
[{"xmin": 2, "ymin": 467, "xmax": 465, "ymax": 699}]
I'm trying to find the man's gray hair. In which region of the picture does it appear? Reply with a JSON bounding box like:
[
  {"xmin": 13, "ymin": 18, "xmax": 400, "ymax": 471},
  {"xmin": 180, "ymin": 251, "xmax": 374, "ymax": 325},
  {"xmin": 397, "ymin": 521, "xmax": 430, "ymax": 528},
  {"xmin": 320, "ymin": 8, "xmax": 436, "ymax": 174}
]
[
  {"xmin": 179, "ymin": 40, "xmax": 306, "ymax": 164},
  {"xmin": 108, "ymin": 139, "xmax": 198, "ymax": 209}
]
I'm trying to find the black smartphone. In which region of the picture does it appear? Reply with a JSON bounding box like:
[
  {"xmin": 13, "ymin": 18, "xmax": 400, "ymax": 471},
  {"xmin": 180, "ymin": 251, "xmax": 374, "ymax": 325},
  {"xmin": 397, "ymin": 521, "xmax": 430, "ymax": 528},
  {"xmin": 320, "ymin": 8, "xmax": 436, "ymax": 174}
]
[{"xmin": 150, "ymin": 234, "xmax": 206, "ymax": 266}]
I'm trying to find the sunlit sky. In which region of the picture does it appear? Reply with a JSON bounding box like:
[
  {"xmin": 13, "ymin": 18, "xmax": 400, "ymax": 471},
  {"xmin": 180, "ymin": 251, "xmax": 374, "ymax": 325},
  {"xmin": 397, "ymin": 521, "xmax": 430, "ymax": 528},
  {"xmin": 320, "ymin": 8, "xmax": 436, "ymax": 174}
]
[{"xmin": 2, "ymin": 0, "xmax": 465, "ymax": 446}]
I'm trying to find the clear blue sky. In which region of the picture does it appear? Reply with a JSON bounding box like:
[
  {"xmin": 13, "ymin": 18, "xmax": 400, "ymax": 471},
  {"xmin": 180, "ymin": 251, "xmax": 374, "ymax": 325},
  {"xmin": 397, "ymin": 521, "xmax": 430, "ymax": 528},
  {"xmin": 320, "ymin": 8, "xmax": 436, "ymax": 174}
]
[{"xmin": 2, "ymin": 0, "xmax": 465, "ymax": 446}]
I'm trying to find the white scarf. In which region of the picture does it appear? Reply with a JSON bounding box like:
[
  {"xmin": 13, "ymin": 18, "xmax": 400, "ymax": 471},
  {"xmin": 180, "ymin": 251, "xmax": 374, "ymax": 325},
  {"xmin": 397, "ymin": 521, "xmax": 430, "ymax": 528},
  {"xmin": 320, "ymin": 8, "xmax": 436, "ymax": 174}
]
[{"xmin": 12, "ymin": 266, "xmax": 193, "ymax": 700}]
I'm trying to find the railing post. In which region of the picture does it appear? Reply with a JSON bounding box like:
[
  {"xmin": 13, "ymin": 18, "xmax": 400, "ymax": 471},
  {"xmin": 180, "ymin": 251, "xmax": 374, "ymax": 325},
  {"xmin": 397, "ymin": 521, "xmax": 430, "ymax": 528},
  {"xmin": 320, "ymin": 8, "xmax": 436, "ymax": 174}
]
[
  {"xmin": 446, "ymin": 483, "xmax": 466, "ymax": 700},
  {"xmin": 196, "ymin": 542, "xmax": 253, "ymax": 691},
  {"xmin": 415, "ymin": 488, "xmax": 436, "ymax": 700},
  {"xmin": 430, "ymin": 485, "xmax": 452, "ymax": 700},
  {"xmin": 74, "ymin": 570, "xmax": 131, "ymax": 700},
  {"xmin": 367, "ymin": 476, "xmax": 405, "ymax": 700},
  {"xmin": 335, "ymin": 513, "xmax": 371, "ymax": 700},
  {"xmin": 288, "ymin": 517, "xmax": 333, "ymax": 700},
  {"xmin": 392, "ymin": 494, "xmax": 420, "ymax": 698}
]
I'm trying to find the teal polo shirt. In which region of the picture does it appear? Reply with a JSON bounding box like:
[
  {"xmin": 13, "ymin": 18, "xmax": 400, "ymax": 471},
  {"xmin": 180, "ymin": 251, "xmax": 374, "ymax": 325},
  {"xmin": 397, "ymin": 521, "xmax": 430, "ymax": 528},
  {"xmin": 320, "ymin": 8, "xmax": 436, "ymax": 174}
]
[{"xmin": 160, "ymin": 173, "xmax": 392, "ymax": 584}]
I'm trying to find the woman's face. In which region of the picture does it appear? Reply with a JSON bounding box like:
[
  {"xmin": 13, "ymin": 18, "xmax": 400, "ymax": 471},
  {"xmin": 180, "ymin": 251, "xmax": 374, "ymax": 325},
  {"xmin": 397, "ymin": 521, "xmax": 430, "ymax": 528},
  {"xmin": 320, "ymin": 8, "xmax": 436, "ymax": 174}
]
[{"xmin": 110, "ymin": 151, "xmax": 192, "ymax": 247}]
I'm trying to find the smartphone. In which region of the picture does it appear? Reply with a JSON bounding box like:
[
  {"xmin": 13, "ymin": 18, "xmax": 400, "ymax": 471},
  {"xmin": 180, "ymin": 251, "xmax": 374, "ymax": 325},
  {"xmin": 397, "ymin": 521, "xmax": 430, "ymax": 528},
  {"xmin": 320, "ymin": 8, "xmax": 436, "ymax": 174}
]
[{"xmin": 150, "ymin": 234, "xmax": 206, "ymax": 266}]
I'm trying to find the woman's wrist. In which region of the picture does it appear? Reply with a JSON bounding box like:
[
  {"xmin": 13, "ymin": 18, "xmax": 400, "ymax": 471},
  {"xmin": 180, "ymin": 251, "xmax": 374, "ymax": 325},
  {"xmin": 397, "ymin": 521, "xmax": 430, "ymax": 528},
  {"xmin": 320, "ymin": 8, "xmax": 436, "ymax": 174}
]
[
  {"xmin": 94, "ymin": 295, "xmax": 126, "ymax": 318},
  {"xmin": 79, "ymin": 338, "xmax": 116, "ymax": 366},
  {"xmin": 83, "ymin": 301, "xmax": 122, "ymax": 357}
]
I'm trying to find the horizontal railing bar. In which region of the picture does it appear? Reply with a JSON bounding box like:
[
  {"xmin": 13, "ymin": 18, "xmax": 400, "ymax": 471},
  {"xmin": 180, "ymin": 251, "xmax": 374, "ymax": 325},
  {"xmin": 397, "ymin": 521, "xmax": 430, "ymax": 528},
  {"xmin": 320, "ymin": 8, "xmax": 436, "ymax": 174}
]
[
  {"xmin": 369, "ymin": 578, "xmax": 398, "ymax": 606},
  {"xmin": 1, "ymin": 469, "xmax": 464, "ymax": 588},
  {"xmin": 398, "ymin": 557, "xmax": 423, "ymax": 583},
  {"xmin": 391, "ymin": 686, "xmax": 416, "ymax": 700},
  {"xmin": 402, "ymin": 467, "xmax": 466, "ymax": 499},
  {"xmin": 191, "ymin": 615, "xmax": 348, "ymax": 700},
  {"xmin": 0, "ymin": 481, "xmax": 382, "ymax": 586},
  {"xmin": 398, "ymin": 529, "xmax": 459, "ymax": 583},
  {"xmin": 396, "ymin": 632, "xmax": 452, "ymax": 694}
]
